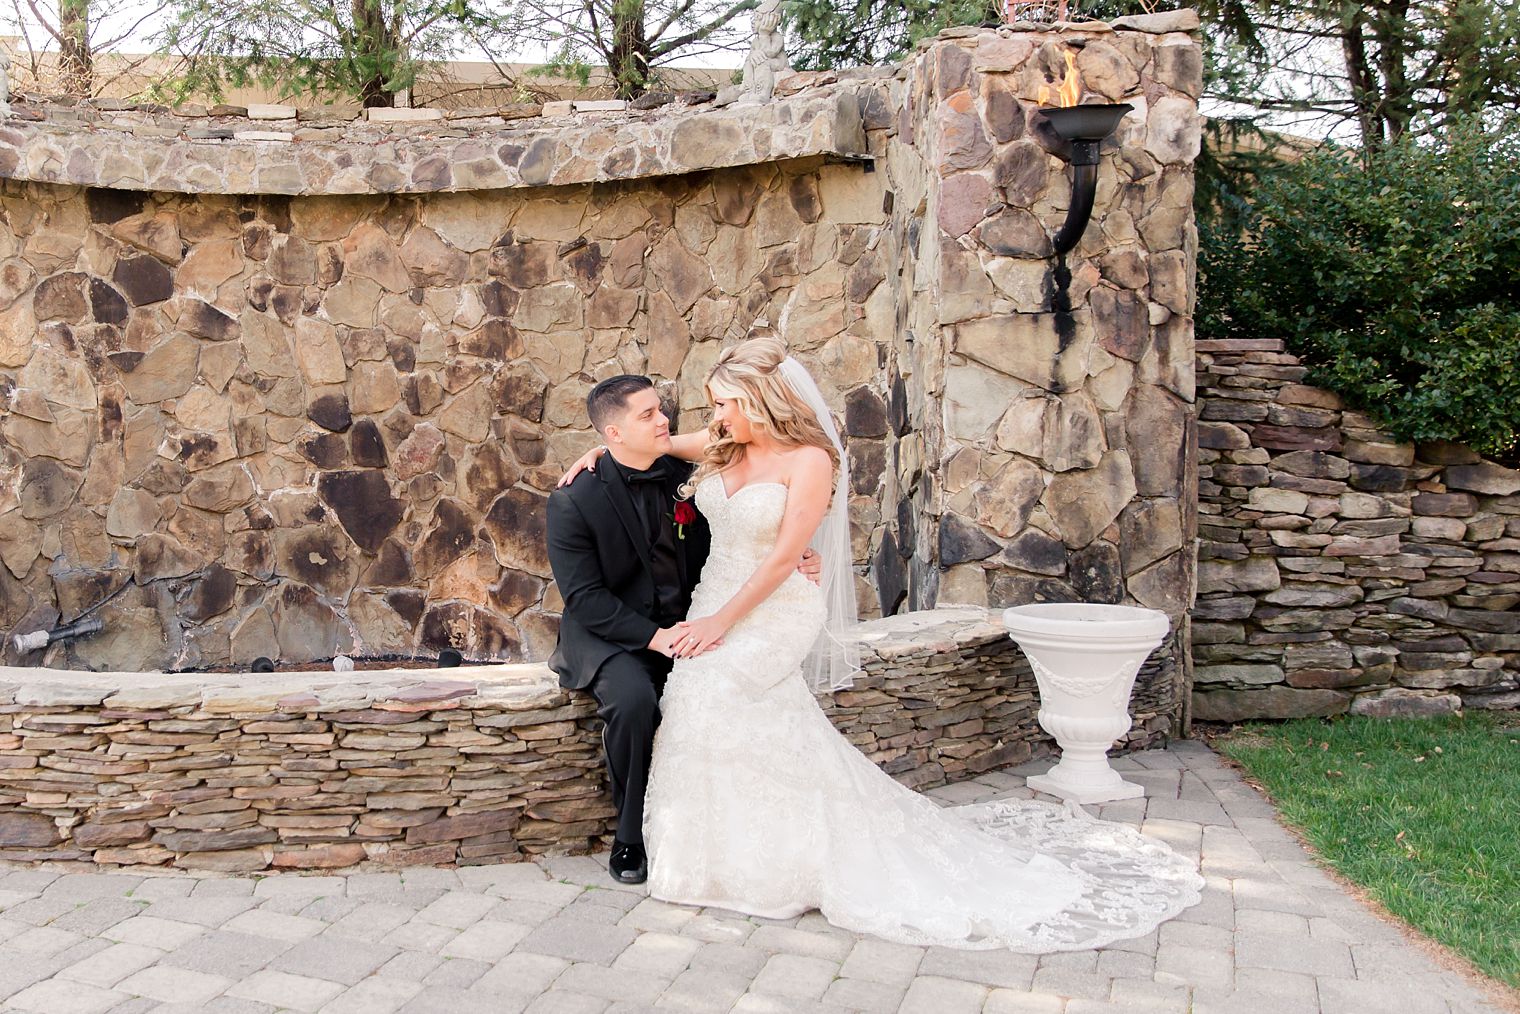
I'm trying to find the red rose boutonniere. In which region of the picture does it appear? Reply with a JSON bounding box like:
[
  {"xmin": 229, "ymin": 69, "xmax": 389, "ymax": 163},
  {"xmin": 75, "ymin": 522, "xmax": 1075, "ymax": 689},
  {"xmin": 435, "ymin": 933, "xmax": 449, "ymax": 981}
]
[{"xmin": 672, "ymin": 500, "xmax": 697, "ymax": 540}]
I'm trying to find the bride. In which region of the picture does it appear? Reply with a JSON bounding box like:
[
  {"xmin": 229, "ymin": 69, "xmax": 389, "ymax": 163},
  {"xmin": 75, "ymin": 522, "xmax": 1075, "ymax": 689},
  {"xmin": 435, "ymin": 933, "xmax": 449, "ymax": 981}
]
[{"xmin": 564, "ymin": 334, "xmax": 1202, "ymax": 951}]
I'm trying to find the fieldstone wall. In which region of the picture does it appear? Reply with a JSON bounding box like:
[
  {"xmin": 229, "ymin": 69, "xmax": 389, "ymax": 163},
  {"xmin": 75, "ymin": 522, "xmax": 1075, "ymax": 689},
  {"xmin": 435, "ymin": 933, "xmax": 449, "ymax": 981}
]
[
  {"xmin": 871, "ymin": 14, "xmax": 1204, "ymax": 741},
  {"xmin": 1192, "ymin": 337, "xmax": 1520, "ymax": 721},
  {"xmin": 0, "ymin": 607, "xmax": 1176, "ymax": 869},
  {"xmin": 0, "ymin": 140, "xmax": 897, "ymax": 673}
]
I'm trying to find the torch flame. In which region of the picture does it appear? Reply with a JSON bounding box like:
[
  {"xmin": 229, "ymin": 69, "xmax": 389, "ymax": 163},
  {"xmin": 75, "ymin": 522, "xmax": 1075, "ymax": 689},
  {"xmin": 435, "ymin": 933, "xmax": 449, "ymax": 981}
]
[{"xmin": 1038, "ymin": 50, "xmax": 1082, "ymax": 108}]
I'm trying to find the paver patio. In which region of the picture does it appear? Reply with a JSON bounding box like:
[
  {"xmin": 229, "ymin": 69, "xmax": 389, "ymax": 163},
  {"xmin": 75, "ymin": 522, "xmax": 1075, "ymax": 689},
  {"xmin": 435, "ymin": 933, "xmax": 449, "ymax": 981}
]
[{"xmin": 0, "ymin": 741, "xmax": 1508, "ymax": 1014}]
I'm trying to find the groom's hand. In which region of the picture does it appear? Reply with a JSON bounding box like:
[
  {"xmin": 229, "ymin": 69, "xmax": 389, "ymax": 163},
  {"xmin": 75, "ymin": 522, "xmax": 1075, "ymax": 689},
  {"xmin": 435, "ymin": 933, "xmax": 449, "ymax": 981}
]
[
  {"xmin": 648, "ymin": 624, "xmax": 689, "ymax": 658},
  {"xmin": 798, "ymin": 547, "xmax": 822, "ymax": 586}
]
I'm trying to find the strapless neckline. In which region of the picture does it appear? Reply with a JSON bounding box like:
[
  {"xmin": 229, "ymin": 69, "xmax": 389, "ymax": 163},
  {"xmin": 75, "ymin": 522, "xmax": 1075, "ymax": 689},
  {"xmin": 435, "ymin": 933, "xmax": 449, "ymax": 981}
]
[{"xmin": 707, "ymin": 474, "xmax": 788, "ymax": 501}]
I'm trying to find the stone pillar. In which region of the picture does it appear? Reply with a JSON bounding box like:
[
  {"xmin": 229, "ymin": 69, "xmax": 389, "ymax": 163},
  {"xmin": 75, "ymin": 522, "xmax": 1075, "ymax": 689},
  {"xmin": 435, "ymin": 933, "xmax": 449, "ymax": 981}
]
[{"xmin": 875, "ymin": 16, "xmax": 1204, "ymax": 734}]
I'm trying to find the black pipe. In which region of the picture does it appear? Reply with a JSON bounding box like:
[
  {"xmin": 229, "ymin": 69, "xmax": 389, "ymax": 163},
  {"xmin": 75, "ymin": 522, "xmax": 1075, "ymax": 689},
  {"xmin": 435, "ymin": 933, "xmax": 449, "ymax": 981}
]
[
  {"xmin": 47, "ymin": 617, "xmax": 102, "ymax": 641},
  {"xmin": 12, "ymin": 616, "xmax": 103, "ymax": 653},
  {"xmin": 1050, "ymin": 139, "xmax": 1101, "ymax": 257}
]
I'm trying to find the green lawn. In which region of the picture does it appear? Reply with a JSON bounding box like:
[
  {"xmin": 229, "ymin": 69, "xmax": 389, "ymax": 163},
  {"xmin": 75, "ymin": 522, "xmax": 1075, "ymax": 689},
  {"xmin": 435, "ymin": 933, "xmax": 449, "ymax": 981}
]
[{"xmin": 1213, "ymin": 713, "xmax": 1520, "ymax": 988}]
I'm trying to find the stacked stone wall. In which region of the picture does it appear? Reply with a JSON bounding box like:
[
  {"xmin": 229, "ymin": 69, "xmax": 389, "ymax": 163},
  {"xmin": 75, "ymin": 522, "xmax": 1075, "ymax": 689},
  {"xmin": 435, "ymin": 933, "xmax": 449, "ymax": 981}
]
[
  {"xmin": 0, "ymin": 607, "xmax": 1178, "ymax": 869},
  {"xmin": 1192, "ymin": 338, "xmax": 1520, "ymax": 720}
]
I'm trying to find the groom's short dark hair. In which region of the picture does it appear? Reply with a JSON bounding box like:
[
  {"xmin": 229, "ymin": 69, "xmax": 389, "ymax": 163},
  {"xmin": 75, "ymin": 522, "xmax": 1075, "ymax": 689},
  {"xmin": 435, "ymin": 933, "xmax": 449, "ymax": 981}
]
[{"xmin": 587, "ymin": 375, "xmax": 655, "ymax": 434}]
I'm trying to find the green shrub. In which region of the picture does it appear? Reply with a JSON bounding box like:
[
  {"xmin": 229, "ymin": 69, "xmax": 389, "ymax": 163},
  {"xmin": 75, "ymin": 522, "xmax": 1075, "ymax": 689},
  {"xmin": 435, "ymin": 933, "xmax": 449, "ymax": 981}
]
[{"xmin": 1198, "ymin": 117, "xmax": 1520, "ymax": 463}]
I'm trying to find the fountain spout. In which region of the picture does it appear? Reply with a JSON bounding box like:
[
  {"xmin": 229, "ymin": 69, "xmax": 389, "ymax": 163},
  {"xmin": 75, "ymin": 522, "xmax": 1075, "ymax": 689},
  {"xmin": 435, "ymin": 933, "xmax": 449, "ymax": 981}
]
[{"xmin": 12, "ymin": 616, "xmax": 104, "ymax": 654}]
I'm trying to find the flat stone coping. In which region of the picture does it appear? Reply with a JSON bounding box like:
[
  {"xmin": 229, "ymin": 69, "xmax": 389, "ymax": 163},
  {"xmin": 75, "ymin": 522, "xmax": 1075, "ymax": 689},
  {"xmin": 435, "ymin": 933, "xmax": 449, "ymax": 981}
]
[
  {"xmin": 0, "ymin": 10, "xmax": 1200, "ymax": 198},
  {"xmin": 0, "ymin": 81, "xmax": 875, "ymax": 196},
  {"xmin": 0, "ymin": 606, "xmax": 1009, "ymax": 712}
]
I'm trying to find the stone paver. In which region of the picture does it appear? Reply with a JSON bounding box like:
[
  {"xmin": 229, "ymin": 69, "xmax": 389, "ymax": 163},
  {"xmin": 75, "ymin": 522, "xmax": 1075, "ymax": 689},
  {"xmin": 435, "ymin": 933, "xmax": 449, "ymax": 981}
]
[
  {"xmin": 750, "ymin": 952, "xmax": 839, "ymax": 1000},
  {"xmin": 901, "ymin": 975, "xmax": 990, "ymax": 1013},
  {"xmin": 320, "ymin": 976, "xmax": 423, "ymax": 1013},
  {"xmin": 7, "ymin": 979, "xmax": 125, "ymax": 1014},
  {"xmin": 612, "ymin": 932, "xmax": 702, "ymax": 978},
  {"xmin": 56, "ymin": 941, "xmax": 163, "ymax": 989},
  {"xmin": 440, "ymin": 920, "xmax": 532, "ymax": 961},
  {"xmin": 227, "ymin": 969, "xmax": 345, "ymax": 1011},
  {"xmin": 984, "ymin": 988, "xmax": 1066, "ymax": 1013},
  {"xmin": 223, "ymin": 908, "xmax": 328, "ymax": 942},
  {"xmin": 473, "ymin": 951, "xmax": 568, "ymax": 999},
  {"xmin": 271, "ymin": 934, "xmax": 398, "ymax": 984},
  {"xmin": 824, "ymin": 975, "xmax": 906, "ymax": 1010},
  {"xmin": 517, "ymin": 916, "xmax": 638, "ymax": 964},
  {"xmin": 424, "ymin": 955, "xmax": 491, "ymax": 988},
  {"xmin": 115, "ymin": 965, "xmax": 232, "ymax": 1004},
  {"xmin": 838, "ymin": 938, "xmax": 923, "ymax": 985},
  {"xmin": 0, "ymin": 743, "xmax": 1510, "ymax": 1014},
  {"xmin": 161, "ymin": 929, "xmax": 293, "ymax": 979}
]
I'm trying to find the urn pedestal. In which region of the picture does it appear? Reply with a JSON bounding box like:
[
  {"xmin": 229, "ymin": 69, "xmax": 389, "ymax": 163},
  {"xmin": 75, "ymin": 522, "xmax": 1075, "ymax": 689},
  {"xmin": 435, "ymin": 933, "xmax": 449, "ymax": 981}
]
[{"xmin": 1002, "ymin": 603, "xmax": 1170, "ymax": 804}]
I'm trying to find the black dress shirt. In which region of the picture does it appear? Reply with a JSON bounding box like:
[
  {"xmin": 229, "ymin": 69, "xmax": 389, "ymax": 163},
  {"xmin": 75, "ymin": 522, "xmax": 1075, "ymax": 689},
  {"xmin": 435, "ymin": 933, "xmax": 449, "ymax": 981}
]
[{"xmin": 608, "ymin": 455, "xmax": 686, "ymax": 627}]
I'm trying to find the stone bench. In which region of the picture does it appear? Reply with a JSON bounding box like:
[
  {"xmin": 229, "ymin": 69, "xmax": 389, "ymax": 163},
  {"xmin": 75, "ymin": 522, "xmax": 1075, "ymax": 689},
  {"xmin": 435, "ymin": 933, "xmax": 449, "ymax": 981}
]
[{"xmin": 0, "ymin": 607, "xmax": 1176, "ymax": 871}]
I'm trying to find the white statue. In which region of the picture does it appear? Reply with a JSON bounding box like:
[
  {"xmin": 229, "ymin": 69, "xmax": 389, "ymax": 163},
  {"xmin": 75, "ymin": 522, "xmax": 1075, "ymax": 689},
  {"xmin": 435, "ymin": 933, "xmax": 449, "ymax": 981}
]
[{"xmin": 740, "ymin": 0, "xmax": 789, "ymax": 101}]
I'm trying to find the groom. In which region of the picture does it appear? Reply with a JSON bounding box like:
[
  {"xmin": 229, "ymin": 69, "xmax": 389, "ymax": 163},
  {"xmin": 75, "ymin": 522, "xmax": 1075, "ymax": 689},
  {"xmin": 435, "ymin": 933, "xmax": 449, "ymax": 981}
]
[{"xmin": 546, "ymin": 375, "xmax": 817, "ymax": 884}]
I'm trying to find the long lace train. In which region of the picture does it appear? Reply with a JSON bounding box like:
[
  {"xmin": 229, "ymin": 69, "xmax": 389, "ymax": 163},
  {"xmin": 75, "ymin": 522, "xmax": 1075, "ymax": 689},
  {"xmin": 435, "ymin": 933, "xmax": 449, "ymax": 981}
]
[{"xmin": 643, "ymin": 477, "xmax": 1202, "ymax": 951}]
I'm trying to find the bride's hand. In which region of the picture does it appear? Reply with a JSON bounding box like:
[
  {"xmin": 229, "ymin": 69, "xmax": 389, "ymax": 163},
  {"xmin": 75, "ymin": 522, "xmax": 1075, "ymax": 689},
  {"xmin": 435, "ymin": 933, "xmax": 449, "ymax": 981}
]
[
  {"xmin": 674, "ymin": 616, "xmax": 729, "ymax": 658},
  {"xmin": 557, "ymin": 445, "xmax": 607, "ymax": 487},
  {"xmin": 648, "ymin": 624, "xmax": 690, "ymax": 658}
]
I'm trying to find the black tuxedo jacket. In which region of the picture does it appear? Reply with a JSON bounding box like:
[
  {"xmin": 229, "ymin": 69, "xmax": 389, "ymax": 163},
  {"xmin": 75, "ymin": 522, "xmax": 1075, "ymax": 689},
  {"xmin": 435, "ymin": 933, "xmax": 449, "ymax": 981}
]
[{"xmin": 546, "ymin": 455, "xmax": 712, "ymax": 690}]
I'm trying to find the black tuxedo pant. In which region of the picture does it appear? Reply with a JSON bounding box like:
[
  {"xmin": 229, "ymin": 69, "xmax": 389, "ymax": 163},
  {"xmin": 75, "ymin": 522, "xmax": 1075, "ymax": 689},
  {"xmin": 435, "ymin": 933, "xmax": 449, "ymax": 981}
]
[{"xmin": 589, "ymin": 649, "xmax": 673, "ymax": 846}]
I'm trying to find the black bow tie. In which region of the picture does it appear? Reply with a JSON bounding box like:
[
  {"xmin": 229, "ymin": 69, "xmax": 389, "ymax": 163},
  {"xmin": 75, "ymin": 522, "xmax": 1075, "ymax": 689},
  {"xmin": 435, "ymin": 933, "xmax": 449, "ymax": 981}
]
[{"xmin": 625, "ymin": 463, "xmax": 668, "ymax": 485}]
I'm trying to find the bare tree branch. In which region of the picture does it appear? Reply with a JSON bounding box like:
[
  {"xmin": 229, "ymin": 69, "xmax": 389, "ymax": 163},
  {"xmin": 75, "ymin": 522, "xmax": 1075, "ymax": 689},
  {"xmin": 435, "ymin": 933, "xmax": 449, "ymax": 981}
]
[{"xmin": 650, "ymin": 0, "xmax": 752, "ymax": 56}]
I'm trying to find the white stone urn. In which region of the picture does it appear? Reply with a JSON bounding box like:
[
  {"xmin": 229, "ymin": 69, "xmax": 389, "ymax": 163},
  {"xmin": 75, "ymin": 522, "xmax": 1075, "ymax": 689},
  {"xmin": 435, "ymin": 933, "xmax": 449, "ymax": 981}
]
[{"xmin": 1002, "ymin": 603, "xmax": 1171, "ymax": 804}]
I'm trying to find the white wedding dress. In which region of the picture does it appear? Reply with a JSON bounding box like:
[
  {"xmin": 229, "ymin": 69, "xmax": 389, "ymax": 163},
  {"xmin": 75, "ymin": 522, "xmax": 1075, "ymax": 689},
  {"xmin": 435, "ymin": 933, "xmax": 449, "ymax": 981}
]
[{"xmin": 644, "ymin": 476, "xmax": 1204, "ymax": 951}]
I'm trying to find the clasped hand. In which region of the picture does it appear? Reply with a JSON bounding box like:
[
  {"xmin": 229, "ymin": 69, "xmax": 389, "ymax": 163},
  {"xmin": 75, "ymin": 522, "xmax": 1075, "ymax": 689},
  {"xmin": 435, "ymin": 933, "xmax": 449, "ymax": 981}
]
[
  {"xmin": 649, "ymin": 616, "xmax": 729, "ymax": 659},
  {"xmin": 671, "ymin": 615, "xmax": 729, "ymax": 658}
]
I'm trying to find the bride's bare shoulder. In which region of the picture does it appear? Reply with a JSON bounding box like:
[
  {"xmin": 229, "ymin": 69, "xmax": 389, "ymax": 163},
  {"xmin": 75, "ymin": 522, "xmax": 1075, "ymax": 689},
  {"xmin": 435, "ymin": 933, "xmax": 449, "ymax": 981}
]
[{"xmin": 781, "ymin": 445, "xmax": 833, "ymax": 481}]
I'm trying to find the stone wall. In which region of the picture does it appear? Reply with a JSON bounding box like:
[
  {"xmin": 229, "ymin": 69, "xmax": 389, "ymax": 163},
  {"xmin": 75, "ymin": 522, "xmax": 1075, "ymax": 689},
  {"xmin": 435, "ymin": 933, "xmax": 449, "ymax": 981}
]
[
  {"xmin": 1192, "ymin": 338, "xmax": 1520, "ymax": 721},
  {"xmin": 872, "ymin": 14, "xmax": 1204, "ymax": 742},
  {"xmin": 0, "ymin": 144, "xmax": 897, "ymax": 673},
  {"xmin": 0, "ymin": 21, "xmax": 1204, "ymax": 745},
  {"xmin": 0, "ymin": 607, "xmax": 1176, "ymax": 869}
]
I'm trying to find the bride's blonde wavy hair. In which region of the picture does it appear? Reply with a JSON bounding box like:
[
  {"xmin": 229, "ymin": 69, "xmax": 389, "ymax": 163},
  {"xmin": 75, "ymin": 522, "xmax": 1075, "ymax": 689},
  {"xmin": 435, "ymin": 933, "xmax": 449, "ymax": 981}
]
[{"xmin": 680, "ymin": 331, "xmax": 840, "ymax": 500}]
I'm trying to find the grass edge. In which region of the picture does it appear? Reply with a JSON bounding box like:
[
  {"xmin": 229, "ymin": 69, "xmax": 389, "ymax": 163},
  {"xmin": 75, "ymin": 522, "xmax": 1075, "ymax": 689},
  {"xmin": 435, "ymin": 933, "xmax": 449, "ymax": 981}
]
[{"xmin": 1195, "ymin": 723, "xmax": 1520, "ymax": 1014}]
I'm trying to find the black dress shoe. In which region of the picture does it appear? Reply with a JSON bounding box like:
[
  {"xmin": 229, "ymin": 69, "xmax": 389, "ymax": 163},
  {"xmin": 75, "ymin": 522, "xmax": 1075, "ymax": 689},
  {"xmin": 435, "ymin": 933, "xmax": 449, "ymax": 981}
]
[{"xmin": 609, "ymin": 840, "xmax": 648, "ymax": 884}]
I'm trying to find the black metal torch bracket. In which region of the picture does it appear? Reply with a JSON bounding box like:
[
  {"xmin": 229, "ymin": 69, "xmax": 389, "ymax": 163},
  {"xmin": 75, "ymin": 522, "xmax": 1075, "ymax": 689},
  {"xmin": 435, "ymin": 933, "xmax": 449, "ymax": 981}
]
[{"xmin": 1038, "ymin": 103, "xmax": 1133, "ymax": 258}]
